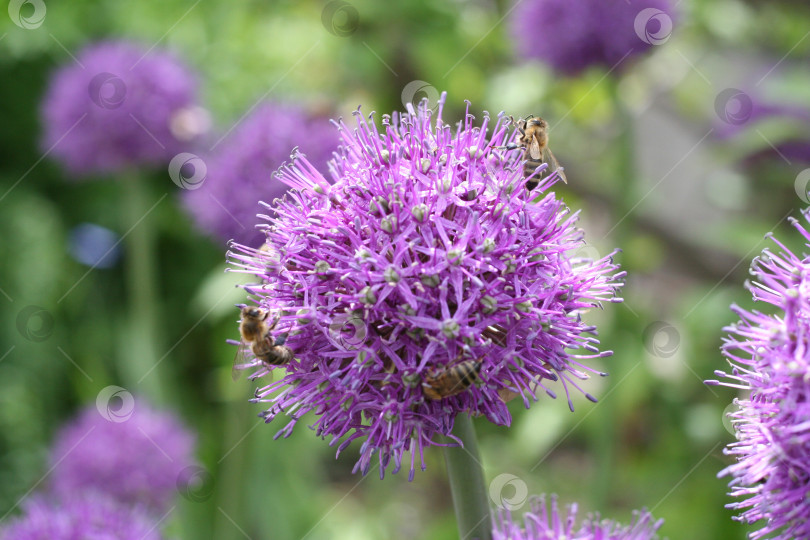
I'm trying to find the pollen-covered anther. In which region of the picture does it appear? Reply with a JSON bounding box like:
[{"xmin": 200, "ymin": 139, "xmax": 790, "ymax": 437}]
[
  {"xmin": 411, "ymin": 203, "xmax": 428, "ymax": 223},
  {"xmin": 380, "ymin": 215, "xmax": 398, "ymax": 233},
  {"xmin": 481, "ymin": 295, "xmax": 498, "ymax": 314},
  {"xmin": 441, "ymin": 320, "xmax": 461, "ymax": 339},
  {"xmin": 384, "ymin": 267, "xmax": 400, "ymax": 284},
  {"xmin": 360, "ymin": 286, "xmax": 377, "ymax": 305}
]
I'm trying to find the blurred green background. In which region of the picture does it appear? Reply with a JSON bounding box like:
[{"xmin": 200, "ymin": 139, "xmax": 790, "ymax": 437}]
[{"xmin": 2, "ymin": 0, "xmax": 810, "ymax": 538}]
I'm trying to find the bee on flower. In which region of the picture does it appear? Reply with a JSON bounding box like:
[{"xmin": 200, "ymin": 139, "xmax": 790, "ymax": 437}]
[{"xmin": 227, "ymin": 92, "xmax": 624, "ymax": 479}]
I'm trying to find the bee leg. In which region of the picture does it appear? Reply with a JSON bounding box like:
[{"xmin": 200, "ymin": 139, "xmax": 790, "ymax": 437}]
[
  {"xmin": 266, "ymin": 312, "xmax": 280, "ymax": 332},
  {"xmin": 489, "ymin": 143, "xmax": 521, "ymax": 151}
]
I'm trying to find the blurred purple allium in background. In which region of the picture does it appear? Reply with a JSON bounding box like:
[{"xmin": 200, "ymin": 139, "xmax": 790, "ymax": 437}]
[
  {"xmin": 714, "ymin": 82, "xmax": 810, "ymax": 165},
  {"xmin": 493, "ymin": 494, "xmax": 663, "ymax": 540},
  {"xmin": 49, "ymin": 399, "xmax": 196, "ymax": 513},
  {"xmin": 182, "ymin": 103, "xmax": 337, "ymax": 246},
  {"xmin": 227, "ymin": 93, "xmax": 624, "ymax": 479},
  {"xmin": 510, "ymin": 0, "xmax": 674, "ymax": 76},
  {"xmin": 708, "ymin": 210, "xmax": 810, "ymax": 539},
  {"xmin": 0, "ymin": 495, "xmax": 163, "ymax": 540},
  {"xmin": 41, "ymin": 41, "xmax": 199, "ymax": 177}
]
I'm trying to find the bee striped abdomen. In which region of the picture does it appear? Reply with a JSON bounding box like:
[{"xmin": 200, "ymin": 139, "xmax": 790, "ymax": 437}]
[
  {"xmin": 253, "ymin": 337, "xmax": 294, "ymax": 366},
  {"xmin": 523, "ymin": 158, "xmax": 546, "ymax": 190},
  {"xmin": 422, "ymin": 359, "xmax": 483, "ymax": 401}
]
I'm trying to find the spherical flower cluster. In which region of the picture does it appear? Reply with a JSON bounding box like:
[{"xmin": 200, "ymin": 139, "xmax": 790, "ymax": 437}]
[
  {"xmin": 41, "ymin": 40, "xmax": 198, "ymax": 177},
  {"xmin": 49, "ymin": 400, "xmax": 196, "ymax": 513},
  {"xmin": 708, "ymin": 210, "xmax": 810, "ymax": 539},
  {"xmin": 182, "ymin": 103, "xmax": 338, "ymax": 246},
  {"xmin": 227, "ymin": 93, "xmax": 624, "ymax": 479},
  {"xmin": 0, "ymin": 495, "xmax": 163, "ymax": 540},
  {"xmin": 493, "ymin": 494, "xmax": 663, "ymax": 540},
  {"xmin": 510, "ymin": 0, "xmax": 674, "ymax": 76},
  {"xmin": 715, "ymin": 98, "xmax": 810, "ymax": 165}
]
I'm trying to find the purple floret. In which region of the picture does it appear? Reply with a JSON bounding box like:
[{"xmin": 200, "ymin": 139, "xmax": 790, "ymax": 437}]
[
  {"xmin": 1, "ymin": 495, "xmax": 163, "ymax": 540},
  {"xmin": 40, "ymin": 40, "xmax": 198, "ymax": 177},
  {"xmin": 510, "ymin": 0, "xmax": 675, "ymax": 76},
  {"xmin": 48, "ymin": 400, "xmax": 196, "ymax": 513},
  {"xmin": 709, "ymin": 209, "xmax": 810, "ymax": 539},
  {"xmin": 182, "ymin": 103, "xmax": 338, "ymax": 246},
  {"xmin": 493, "ymin": 494, "xmax": 663, "ymax": 540},
  {"xmin": 227, "ymin": 93, "xmax": 624, "ymax": 479}
]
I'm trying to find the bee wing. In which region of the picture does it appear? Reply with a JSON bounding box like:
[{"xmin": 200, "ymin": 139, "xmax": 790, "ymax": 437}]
[
  {"xmin": 232, "ymin": 339, "xmax": 254, "ymax": 381},
  {"xmin": 542, "ymin": 146, "xmax": 567, "ymax": 184},
  {"xmin": 528, "ymin": 136, "xmax": 542, "ymax": 160}
]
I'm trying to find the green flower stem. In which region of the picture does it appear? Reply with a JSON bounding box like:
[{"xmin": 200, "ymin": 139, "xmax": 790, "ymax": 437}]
[
  {"xmin": 590, "ymin": 78, "xmax": 636, "ymax": 508},
  {"xmin": 607, "ymin": 78, "xmax": 637, "ymax": 239},
  {"xmin": 121, "ymin": 171, "xmax": 165, "ymax": 402},
  {"xmin": 443, "ymin": 414, "xmax": 492, "ymax": 540}
]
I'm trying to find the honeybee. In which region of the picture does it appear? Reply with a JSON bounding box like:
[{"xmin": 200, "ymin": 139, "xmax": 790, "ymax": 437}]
[
  {"xmin": 233, "ymin": 306, "xmax": 294, "ymax": 380},
  {"xmin": 422, "ymin": 357, "xmax": 483, "ymax": 401},
  {"xmin": 500, "ymin": 116, "xmax": 567, "ymax": 190}
]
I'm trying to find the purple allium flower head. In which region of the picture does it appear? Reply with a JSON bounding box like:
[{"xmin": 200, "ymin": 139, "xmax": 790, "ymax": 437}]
[
  {"xmin": 0, "ymin": 495, "xmax": 163, "ymax": 540},
  {"xmin": 493, "ymin": 494, "xmax": 663, "ymax": 540},
  {"xmin": 182, "ymin": 103, "xmax": 338, "ymax": 246},
  {"xmin": 227, "ymin": 93, "xmax": 624, "ymax": 479},
  {"xmin": 41, "ymin": 40, "xmax": 198, "ymax": 177},
  {"xmin": 510, "ymin": 0, "xmax": 675, "ymax": 76},
  {"xmin": 49, "ymin": 399, "xmax": 196, "ymax": 513},
  {"xmin": 707, "ymin": 209, "xmax": 810, "ymax": 539},
  {"xmin": 715, "ymin": 97, "xmax": 810, "ymax": 165}
]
